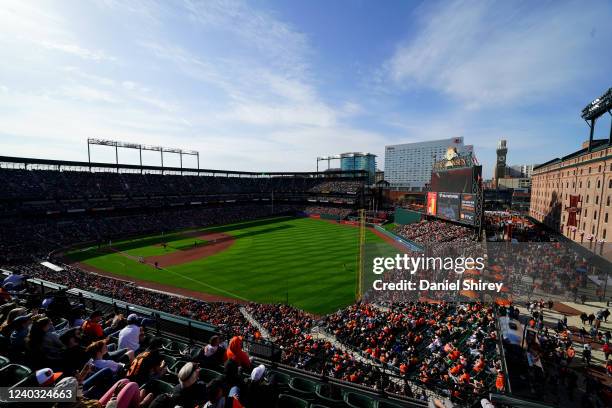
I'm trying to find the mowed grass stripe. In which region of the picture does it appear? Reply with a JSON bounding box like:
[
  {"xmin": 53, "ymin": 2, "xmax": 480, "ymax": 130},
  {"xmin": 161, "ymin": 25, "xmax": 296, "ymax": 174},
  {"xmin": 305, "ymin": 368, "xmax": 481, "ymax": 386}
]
[{"xmin": 70, "ymin": 217, "xmax": 389, "ymax": 314}]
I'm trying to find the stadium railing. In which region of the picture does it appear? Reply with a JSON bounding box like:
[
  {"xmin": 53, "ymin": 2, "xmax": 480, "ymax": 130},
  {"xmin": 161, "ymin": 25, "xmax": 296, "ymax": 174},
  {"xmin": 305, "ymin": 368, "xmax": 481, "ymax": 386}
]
[{"xmin": 5, "ymin": 273, "xmax": 220, "ymax": 343}]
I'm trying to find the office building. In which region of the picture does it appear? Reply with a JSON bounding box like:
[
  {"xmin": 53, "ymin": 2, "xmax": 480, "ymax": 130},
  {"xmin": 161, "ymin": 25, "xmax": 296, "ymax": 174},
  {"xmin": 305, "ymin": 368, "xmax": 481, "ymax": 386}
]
[
  {"xmin": 384, "ymin": 137, "xmax": 473, "ymax": 190},
  {"xmin": 530, "ymin": 139, "xmax": 612, "ymax": 244}
]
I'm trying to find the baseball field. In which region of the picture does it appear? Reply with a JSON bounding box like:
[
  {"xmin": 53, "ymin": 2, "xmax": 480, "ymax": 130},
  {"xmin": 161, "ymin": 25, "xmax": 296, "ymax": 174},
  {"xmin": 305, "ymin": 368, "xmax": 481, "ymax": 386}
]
[{"xmin": 66, "ymin": 216, "xmax": 394, "ymax": 314}]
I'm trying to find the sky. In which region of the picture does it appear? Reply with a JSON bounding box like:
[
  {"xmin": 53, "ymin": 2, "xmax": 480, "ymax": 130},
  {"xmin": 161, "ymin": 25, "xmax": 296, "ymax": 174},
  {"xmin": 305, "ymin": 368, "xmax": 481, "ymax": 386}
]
[{"xmin": 1, "ymin": 0, "xmax": 611, "ymax": 178}]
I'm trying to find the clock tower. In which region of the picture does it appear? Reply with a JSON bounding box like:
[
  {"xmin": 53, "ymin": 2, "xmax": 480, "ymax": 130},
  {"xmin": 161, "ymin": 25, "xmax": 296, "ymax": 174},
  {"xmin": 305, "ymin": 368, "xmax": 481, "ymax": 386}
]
[{"xmin": 495, "ymin": 139, "xmax": 507, "ymax": 186}]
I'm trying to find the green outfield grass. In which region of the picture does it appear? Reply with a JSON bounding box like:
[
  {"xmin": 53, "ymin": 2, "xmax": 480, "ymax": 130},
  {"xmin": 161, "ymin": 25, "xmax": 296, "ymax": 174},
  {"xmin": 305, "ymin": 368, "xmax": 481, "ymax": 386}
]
[{"xmin": 66, "ymin": 217, "xmax": 391, "ymax": 314}]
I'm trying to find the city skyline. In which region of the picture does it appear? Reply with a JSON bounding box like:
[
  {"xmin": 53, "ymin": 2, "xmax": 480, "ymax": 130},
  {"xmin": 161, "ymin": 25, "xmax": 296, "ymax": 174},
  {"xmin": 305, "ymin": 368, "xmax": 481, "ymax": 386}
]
[{"xmin": 1, "ymin": 0, "xmax": 612, "ymax": 177}]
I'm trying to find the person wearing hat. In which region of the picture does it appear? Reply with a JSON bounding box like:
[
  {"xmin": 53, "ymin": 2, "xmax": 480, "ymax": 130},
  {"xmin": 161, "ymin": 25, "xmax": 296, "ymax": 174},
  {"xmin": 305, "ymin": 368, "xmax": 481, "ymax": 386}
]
[
  {"xmin": 227, "ymin": 386, "xmax": 245, "ymax": 408},
  {"xmin": 169, "ymin": 362, "xmax": 207, "ymax": 408},
  {"xmin": 82, "ymin": 311, "xmax": 104, "ymax": 341},
  {"xmin": 118, "ymin": 314, "xmax": 142, "ymax": 353},
  {"xmin": 36, "ymin": 367, "xmax": 63, "ymax": 387},
  {"xmin": 246, "ymin": 364, "xmax": 275, "ymax": 407},
  {"xmin": 53, "ymin": 376, "xmax": 103, "ymax": 408},
  {"xmin": 9, "ymin": 313, "xmax": 32, "ymax": 353}
]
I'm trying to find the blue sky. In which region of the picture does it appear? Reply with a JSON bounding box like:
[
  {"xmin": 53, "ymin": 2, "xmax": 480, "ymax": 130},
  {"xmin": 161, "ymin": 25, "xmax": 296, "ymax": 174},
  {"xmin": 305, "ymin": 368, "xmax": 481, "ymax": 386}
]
[{"xmin": 1, "ymin": 0, "xmax": 611, "ymax": 177}]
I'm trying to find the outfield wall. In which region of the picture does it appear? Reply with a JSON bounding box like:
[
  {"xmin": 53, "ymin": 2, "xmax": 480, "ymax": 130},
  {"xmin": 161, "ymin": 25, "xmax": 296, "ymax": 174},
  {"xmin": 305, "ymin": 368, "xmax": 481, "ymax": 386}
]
[{"xmin": 394, "ymin": 208, "xmax": 423, "ymax": 225}]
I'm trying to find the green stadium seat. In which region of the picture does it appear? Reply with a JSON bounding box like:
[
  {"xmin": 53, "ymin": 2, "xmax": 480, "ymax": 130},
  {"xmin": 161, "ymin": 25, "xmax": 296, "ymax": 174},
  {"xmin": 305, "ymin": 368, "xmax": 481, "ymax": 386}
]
[
  {"xmin": 344, "ymin": 392, "xmax": 376, "ymax": 408},
  {"xmin": 10, "ymin": 373, "xmax": 37, "ymax": 388},
  {"xmin": 289, "ymin": 377, "xmax": 318, "ymax": 399},
  {"xmin": 377, "ymin": 400, "xmax": 406, "ymax": 408},
  {"xmin": 315, "ymin": 383, "xmax": 345, "ymax": 407},
  {"xmin": 0, "ymin": 364, "xmax": 32, "ymax": 387},
  {"xmin": 199, "ymin": 368, "xmax": 222, "ymax": 383},
  {"xmin": 269, "ymin": 370, "xmax": 292, "ymax": 385},
  {"xmin": 0, "ymin": 356, "xmax": 9, "ymax": 369},
  {"xmin": 163, "ymin": 340, "xmax": 189, "ymax": 355},
  {"xmin": 277, "ymin": 394, "xmax": 310, "ymax": 408},
  {"xmin": 54, "ymin": 318, "xmax": 69, "ymax": 331}
]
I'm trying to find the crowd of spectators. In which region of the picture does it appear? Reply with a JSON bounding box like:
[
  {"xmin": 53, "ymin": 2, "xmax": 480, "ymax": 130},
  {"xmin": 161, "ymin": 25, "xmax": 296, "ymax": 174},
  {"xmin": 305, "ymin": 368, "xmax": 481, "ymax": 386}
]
[
  {"xmin": 4, "ymin": 264, "xmax": 424, "ymax": 400},
  {"xmin": 485, "ymin": 212, "xmax": 548, "ymax": 242},
  {"xmin": 245, "ymin": 303, "xmax": 416, "ymax": 397},
  {"xmin": 323, "ymin": 302, "xmax": 500, "ymax": 403},
  {"xmin": 499, "ymin": 303, "xmax": 612, "ymax": 406},
  {"xmin": 10, "ymin": 263, "xmax": 253, "ymax": 341},
  {"xmin": 0, "ymin": 281, "xmax": 299, "ymax": 408},
  {"xmin": 303, "ymin": 206, "xmax": 353, "ymax": 218},
  {"xmin": 308, "ymin": 180, "xmax": 362, "ymax": 194},
  {"xmin": 0, "ymin": 168, "xmax": 362, "ymax": 201},
  {"xmin": 394, "ymin": 221, "xmax": 475, "ymax": 247}
]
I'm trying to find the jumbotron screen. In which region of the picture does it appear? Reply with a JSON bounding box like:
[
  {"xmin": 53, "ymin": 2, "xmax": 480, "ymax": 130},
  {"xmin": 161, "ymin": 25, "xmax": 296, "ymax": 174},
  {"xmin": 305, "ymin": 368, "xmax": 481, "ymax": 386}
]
[
  {"xmin": 429, "ymin": 166, "xmax": 476, "ymax": 193},
  {"xmin": 436, "ymin": 192, "xmax": 461, "ymax": 221}
]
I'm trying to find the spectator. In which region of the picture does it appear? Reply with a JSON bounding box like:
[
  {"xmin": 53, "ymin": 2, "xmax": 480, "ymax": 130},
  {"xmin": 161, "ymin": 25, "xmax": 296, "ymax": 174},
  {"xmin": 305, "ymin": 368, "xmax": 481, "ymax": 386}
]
[
  {"xmin": 204, "ymin": 378, "xmax": 226, "ymax": 408},
  {"xmin": 171, "ymin": 362, "xmax": 207, "ymax": 408},
  {"xmin": 82, "ymin": 311, "xmax": 104, "ymax": 341},
  {"xmin": 226, "ymin": 336, "xmax": 251, "ymax": 370},
  {"xmin": 118, "ymin": 314, "xmax": 142, "ymax": 353},
  {"xmin": 86, "ymin": 340, "xmax": 126, "ymax": 375}
]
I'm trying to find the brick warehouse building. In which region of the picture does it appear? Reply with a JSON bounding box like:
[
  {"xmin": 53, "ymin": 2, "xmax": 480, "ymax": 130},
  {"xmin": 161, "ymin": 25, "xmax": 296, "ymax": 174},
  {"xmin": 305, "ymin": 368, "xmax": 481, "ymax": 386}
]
[{"xmin": 530, "ymin": 139, "xmax": 612, "ymax": 245}]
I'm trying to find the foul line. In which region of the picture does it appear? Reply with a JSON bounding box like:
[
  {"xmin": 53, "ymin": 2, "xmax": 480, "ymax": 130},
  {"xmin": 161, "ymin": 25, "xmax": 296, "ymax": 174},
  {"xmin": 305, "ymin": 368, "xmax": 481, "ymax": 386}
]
[{"xmin": 106, "ymin": 246, "xmax": 249, "ymax": 302}]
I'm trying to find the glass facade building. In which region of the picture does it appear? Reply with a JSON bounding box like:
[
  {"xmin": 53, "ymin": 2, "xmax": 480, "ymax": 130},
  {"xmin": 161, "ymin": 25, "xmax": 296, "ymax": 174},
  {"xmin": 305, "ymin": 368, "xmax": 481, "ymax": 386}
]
[{"xmin": 340, "ymin": 152, "xmax": 376, "ymax": 184}]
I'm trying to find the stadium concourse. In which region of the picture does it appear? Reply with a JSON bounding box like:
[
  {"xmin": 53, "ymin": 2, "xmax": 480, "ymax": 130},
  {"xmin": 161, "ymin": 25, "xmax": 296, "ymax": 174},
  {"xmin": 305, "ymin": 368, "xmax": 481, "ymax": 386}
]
[{"xmin": 0, "ymin": 161, "xmax": 610, "ymax": 407}]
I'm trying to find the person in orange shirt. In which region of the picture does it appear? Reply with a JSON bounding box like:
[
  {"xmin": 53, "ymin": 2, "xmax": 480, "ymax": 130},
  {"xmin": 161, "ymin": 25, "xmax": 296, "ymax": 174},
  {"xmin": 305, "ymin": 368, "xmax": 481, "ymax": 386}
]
[
  {"xmin": 566, "ymin": 346, "xmax": 576, "ymax": 363},
  {"xmin": 449, "ymin": 363, "xmax": 462, "ymax": 376},
  {"xmin": 81, "ymin": 310, "xmax": 104, "ymax": 340},
  {"xmin": 495, "ymin": 371, "xmax": 505, "ymax": 391},
  {"xmin": 459, "ymin": 369, "xmax": 470, "ymax": 384},
  {"xmin": 226, "ymin": 336, "xmax": 251, "ymax": 369}
]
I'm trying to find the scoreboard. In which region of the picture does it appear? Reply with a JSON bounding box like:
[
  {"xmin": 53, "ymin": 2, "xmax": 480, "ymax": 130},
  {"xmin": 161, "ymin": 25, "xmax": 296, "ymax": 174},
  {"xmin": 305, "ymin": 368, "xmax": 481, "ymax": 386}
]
[{"xmin": 427, "ymin": 157, "xmax": 482, "ymax": 226}]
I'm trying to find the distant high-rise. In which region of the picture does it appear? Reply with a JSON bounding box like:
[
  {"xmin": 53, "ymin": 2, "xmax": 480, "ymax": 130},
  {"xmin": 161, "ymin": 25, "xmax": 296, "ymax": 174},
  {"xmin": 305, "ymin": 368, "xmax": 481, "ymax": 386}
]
[
  {"xmin": 509, "ymin": 164, "xmax": 536, "ymax": 178},
  {"xmin": 340, "ymin": 152, "xmax": 376, "ymax": 184},
  {"xmin": 384, "ymin": 137, "xmax": 473, "ymax": 190}
]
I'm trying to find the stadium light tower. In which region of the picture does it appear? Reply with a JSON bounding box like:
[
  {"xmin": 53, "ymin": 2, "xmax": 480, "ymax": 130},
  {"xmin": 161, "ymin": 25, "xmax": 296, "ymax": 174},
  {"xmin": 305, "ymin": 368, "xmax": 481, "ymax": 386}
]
[
  {"xmin": 316, "ymin": 155, "xmax": 341, "ymax": 172},
  {"xmin": 580, "ymin": 87, "xmax": 612, "ymax": 151},
  {"xmin": 87, "ymin": 139, "xmax": 199, "ymax": 173}
]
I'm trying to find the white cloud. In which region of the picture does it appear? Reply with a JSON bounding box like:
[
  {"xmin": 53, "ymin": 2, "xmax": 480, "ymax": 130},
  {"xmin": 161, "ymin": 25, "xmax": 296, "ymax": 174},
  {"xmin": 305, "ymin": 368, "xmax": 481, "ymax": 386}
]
[
  {"xmin": 40, "ymin": 41, "xmax": 116, "ymax": 61},
  {"xmin": 0, "ymin": 1, "xmax": 115, "ymax": 63},
  {"xmin": 385, "ymin": 0, "xmax": 612, "ymax": 109}
]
